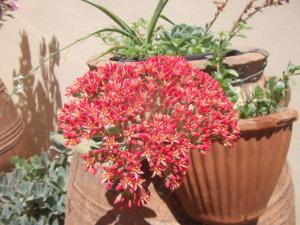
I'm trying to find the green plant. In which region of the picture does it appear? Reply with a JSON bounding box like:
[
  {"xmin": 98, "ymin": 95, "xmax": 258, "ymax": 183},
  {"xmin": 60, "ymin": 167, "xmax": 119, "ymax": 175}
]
[
  {"xmin": 157, "ymin": 24, "xmax": 215, "ymax": 56},
  {"xmin": 83, "ymin": 0, "xmax": 291, "ymax": 111},
  {"xmin": 98, "ymin": 18, "xmax": 165, "ymax": 60},
  {"xmin": 238, "ymin": 63, "xmax": 300, "ymax": 118},
  {"xmin": 82, "ymin": 0, "xmax": 171, "ymax": 60},
  {"xmin": 0, "ymin": 150, "xmax": 69, "ymax": 225},
  {"xmin": 238, "ymin": 78, "xmax": 285, "ymax": 118},
  {"xmin": 1, "ymin": 0, "xmax": 293, "ymax": 120},
  {"xmin": 204, "ymin": 30, "xmax": 242, "ymax": 104},
  {"xmin": 202, "ymin": 0, "xmax": 290, "ymax": 109},
  {"xmin": 282, "ymin": 62, "xmax": 300, "ymax": 87},
  {"xmin": 85, "ymin": 0, "xmax": 226, "ymax": 60}
]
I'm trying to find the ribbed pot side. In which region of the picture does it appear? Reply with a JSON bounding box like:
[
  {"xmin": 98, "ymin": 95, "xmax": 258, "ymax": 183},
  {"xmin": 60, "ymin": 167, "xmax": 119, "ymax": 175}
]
[
  {"xmin": 0, "ymin": 79, "xmax": 24, "ymax": 171},
  {"xmin": 175, "ymin": 109, "xmax": 298, "ymax": 225},
  {"xmin": 64, "ymin": 125, "xmax": 295, "ymax": 225}
]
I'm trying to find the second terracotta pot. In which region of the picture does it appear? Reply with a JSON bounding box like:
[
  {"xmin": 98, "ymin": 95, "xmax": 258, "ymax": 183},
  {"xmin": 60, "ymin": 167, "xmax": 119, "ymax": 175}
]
[
  {"xmin": 175, "ymin": 109, "xmax": 297, "ymax": 225},
  {"xmin": 0, "ymin": 79, "xmax": 25, "ymax": 171}
]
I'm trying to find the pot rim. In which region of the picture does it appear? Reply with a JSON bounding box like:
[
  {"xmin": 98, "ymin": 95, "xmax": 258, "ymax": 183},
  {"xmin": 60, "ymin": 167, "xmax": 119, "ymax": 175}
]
[
  {"xmin": 238, "ymin": 108, "xmax": 298, "ymax": 131},
  {"xmin": 87, "ymin": 48, "xmax": 268, "ymax": 68}
]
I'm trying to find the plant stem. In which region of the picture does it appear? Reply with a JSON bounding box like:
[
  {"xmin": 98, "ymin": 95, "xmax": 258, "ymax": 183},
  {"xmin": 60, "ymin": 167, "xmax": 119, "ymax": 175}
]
[
  {"xmin": 228, "ymin": 0, "xmax": 289, "ymax": 41},
  {"xmin": 203, "ymin": 0, "xmax": 229, "ymax": 39}
]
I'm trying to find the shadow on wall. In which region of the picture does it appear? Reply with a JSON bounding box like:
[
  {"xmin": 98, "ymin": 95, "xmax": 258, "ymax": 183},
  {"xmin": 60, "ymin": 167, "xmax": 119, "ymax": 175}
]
[{"xmin": 13, "ymin": 31, "xmax": 62, "ymax": 154}]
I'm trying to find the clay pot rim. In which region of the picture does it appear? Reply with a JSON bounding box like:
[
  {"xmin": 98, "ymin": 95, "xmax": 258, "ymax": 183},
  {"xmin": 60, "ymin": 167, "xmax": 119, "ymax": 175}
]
[
  {"xmin": 238, "ymin": 108, "xmax": 298, "ymax": 131},
  {"xmin": 87, "ymin": 48, "xmax": 268, "ymax": 69}
]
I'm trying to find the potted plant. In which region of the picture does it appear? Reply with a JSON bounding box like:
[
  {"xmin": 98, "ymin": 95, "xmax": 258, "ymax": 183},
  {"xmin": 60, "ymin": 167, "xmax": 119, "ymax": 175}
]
[
  {"xmin": 58, "ymin": 56, "xmax": 241, "ymax": 223},
  {"xmin": 175, "ymin": 46, "xmax": 299, "ymax": 225},
  {"xmin": 54, "ymin": 1, "xmax": 298, "ymax": 225},
  {"xmin": 58, "ymin": 55, "xmax": 298, "ymax": 225},
  {"xmin": 81, "ymin": 0, "xmax": 286, "ymax": 107}
]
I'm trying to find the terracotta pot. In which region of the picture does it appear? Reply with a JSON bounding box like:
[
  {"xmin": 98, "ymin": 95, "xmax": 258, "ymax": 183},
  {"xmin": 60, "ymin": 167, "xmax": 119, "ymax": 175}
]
[
  {"xmin": 64, "ymin": 151, "xmax": 295, "ymax": 225},
  {"xmin": 175, "ymin": 109, "xmax": 298, "ymax": 225},
  {"xmin": 0, "ymin": 79, "xmax": 25, "ymax": 171}
]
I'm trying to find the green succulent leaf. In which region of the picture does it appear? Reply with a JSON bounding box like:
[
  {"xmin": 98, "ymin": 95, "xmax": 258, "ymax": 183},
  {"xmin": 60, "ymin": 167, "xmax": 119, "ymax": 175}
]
[{"xmin": 0, "ymin": 150, "xmax": 69, "ymax": 225}]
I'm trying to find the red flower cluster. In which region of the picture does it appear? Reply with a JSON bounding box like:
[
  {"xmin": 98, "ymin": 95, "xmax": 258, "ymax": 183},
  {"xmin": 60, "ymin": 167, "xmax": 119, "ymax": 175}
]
[{"xmin": 58, "ymin": 56, "xmax": 239, "ymax": 208}]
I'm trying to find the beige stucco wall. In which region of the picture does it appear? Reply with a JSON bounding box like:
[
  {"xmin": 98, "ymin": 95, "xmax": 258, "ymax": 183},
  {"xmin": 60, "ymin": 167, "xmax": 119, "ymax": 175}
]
[
  {"xmin": 0, "ymin": 0, "xmax": 300, "ymax": 222},
  {"xmin": 1, "ymin": 0, "xmax": 300, "ymax": 91}
]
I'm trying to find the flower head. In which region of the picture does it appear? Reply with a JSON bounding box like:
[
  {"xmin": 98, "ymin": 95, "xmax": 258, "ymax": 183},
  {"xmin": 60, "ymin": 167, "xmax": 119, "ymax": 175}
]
[{"xmin": 58, "ymin": 56, "xmax": 239, "ymax": 208}]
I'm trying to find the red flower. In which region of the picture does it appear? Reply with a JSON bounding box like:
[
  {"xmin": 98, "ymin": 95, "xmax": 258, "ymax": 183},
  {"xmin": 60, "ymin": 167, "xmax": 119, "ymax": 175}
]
[{"xmin": 58, "ymin": 56, "xmax": 239, "ymax": 208}]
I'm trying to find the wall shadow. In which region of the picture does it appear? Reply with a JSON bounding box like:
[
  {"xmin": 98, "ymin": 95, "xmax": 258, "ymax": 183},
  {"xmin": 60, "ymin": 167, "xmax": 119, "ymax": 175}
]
[{"xmin": 13, "ymin": 31, "xmax": 62, "ymax": 154}]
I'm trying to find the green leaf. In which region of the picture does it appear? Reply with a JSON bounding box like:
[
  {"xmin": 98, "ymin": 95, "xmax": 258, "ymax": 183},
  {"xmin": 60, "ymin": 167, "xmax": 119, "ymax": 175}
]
[
  {"xmin": 95, "ymin": 28, "xmax": 137, "ymax": 40},
  {"xmin": 226, "ymin": 69, "xmax": 239, "ymax": 77},
  {"xmin": 239, "ymin": 22, "xmax": 252, "ymax": 30},
  {"xmin": 254, "ymin": 86, "xmax": 264, "ymax": 98},
  {"xmin": 159, "ymin": 14, "xmax": 175, "ymax": 25},
  {"xmin": 275, "ymin": 81, "xmax": 285, "ymax": 91},
  {"xmin": 268, "ymin": 76, "xmax": 276, "ymax": 92},
  {"xmin": 91, "ymin": 46, "xmax": 128, "ymax": 60},
  {"xmin": 17, "ymin": 181, "xmax": 33, "ymax": 196},
  {"xmin": 146, "ymin": 0, "xmax": 169, "ymax": 44},
  {"xmin": 81, "ymin": 0, "xmax": 141, "ymax": 44}
]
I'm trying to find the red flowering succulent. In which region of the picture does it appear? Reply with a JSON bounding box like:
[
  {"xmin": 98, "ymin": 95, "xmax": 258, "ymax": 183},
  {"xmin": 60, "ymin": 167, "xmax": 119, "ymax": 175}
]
[{"xmin": 58, "ymin": 56, "xmax": 239, "ymax": 208}]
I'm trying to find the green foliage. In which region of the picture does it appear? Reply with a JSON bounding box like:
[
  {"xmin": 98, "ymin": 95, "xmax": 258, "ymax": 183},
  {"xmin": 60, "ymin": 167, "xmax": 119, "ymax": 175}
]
[
  {"xmin": 99, "ymin": 22, "xmax": 217, "ymax": 60},
  {"xmin": 80, "ymin": 0, "xmax": 246, "ymax": 107},
  {"xmin": 82, "ymin": 0, "xmax": 170, "ymax": 61},
  {"xmin": 282, "ymin": 62, "xmax": 300, "ymax": 87},
  {"xmin": 81, "ymin": 0, "xmax": 141, "ymax": 43},
  {"xmin": 146, "ymin": 0, "xmax": 169, "ymax": 45},
  {"xmin": 0, "ymin": 151, "xmax": 69, "ymax": 225},
  {"xmin": 238, "ymin": 63, "xmax": 300, "ymax": 118},
  {"xmin": 157, "ymin": 24, "xmax": 215, "ymax": 56},
  {"xmin": 97, "ymin": 18, "xmax": 161, "ymax": 60},
  {"xmin": 238, "ymin": 79, "xmax": 284, "ymax": 118},
  {"xmin": 82, "ymin": 0, "xmax": 221, "ymax": 61},
  {"xmin": 204, "ymin": 31, "xmax": 241, "ymax": 104},
  {"xmin": 81, "ymin": 0, "xmax": 297, "ymax": 119}
]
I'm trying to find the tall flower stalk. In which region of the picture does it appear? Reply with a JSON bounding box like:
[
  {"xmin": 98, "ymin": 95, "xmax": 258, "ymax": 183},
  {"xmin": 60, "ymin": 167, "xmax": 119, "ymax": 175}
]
[{"xmin": 228, "ymin": 0, "xmax": 289, "ymax": 40}]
